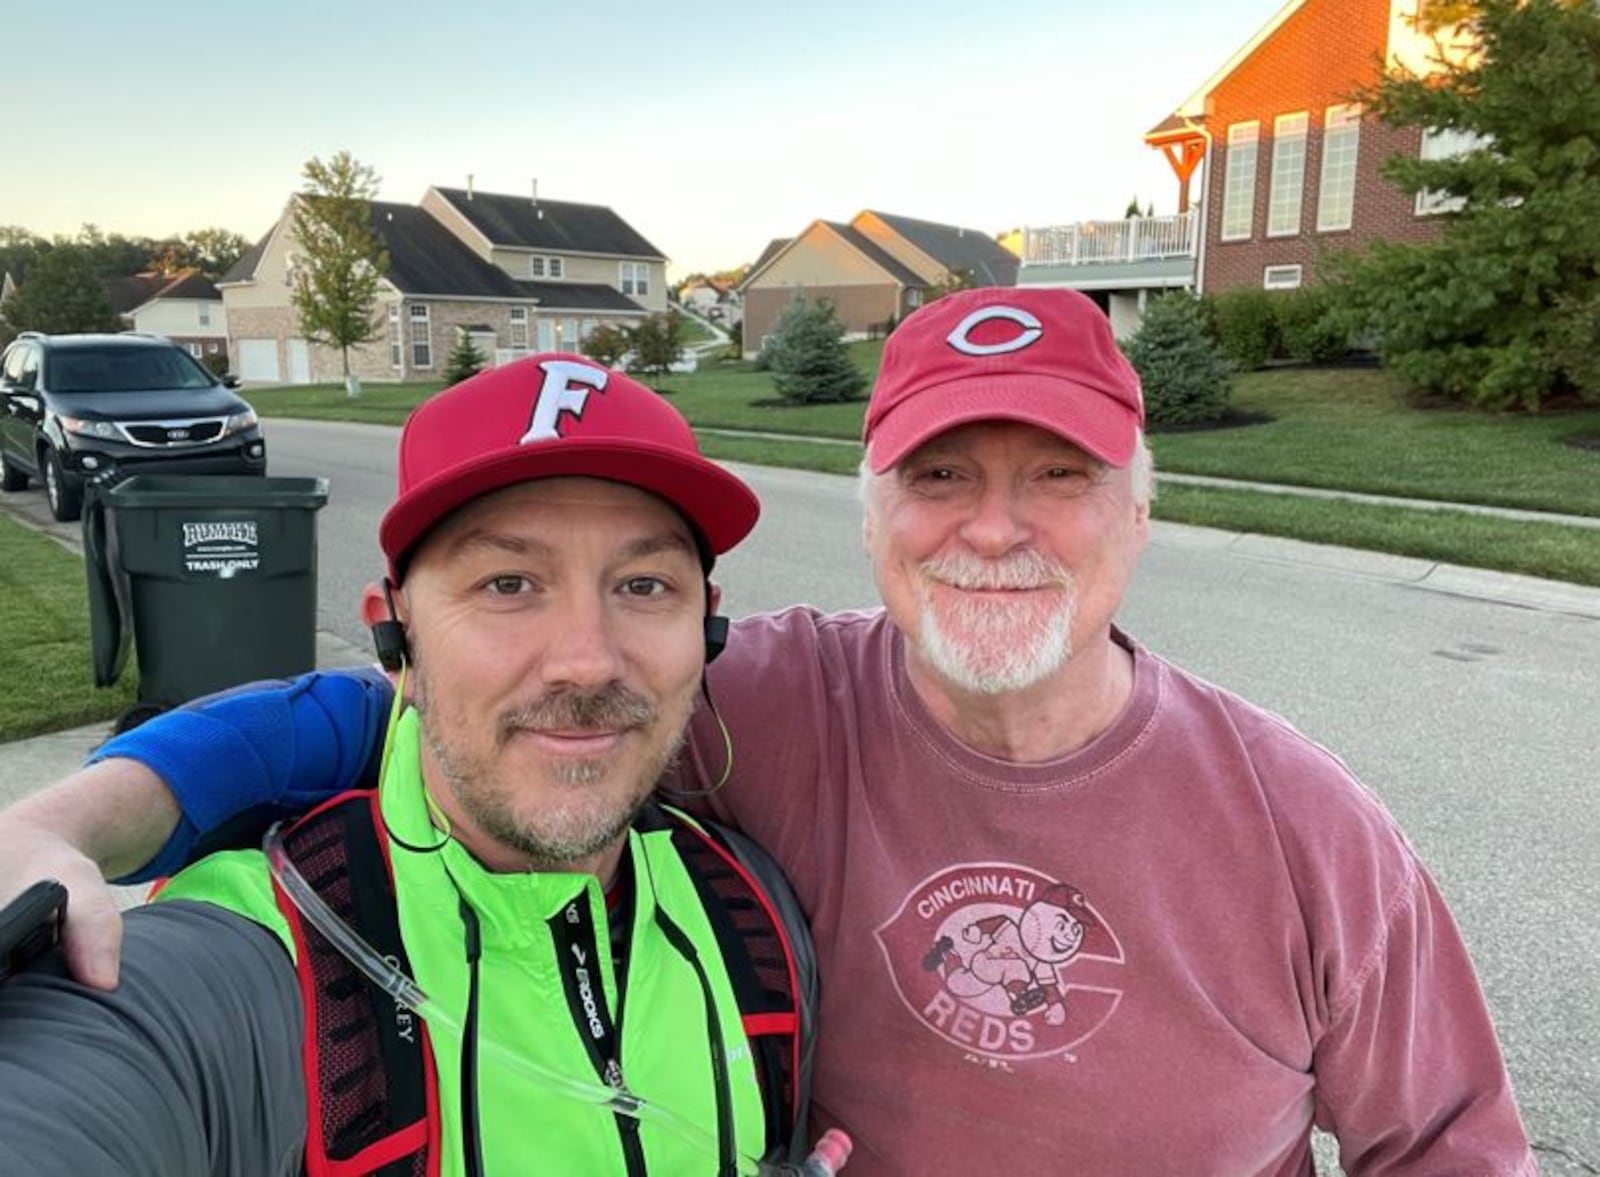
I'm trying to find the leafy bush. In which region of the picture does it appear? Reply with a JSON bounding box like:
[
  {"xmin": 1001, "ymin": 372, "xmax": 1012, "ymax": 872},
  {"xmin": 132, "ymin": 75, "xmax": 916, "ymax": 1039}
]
[
  {"xmin": 1548, "ymin": 290, "xmax": 1600, "ymax": 404},
  {"xmin": 1208, "ymin": 288, "xmax": 1278, "ymax": 371},
  {"xmin": 1122, "ymin": 293, "xmax": 1232, "ymax": 426},
  {"xmin": 580, "ymin": 323, "xmax": 630, "ymax": 369},
  {"xmin": 626, "ymin": 311, "xmax": 685, "ymax": 380},
  {"xmin": 764, "ymin": 295, "xmax": 866, "ymax": 404},
  {"xmin": 443, "ymin": 331, "xmax": 487, "ymax": 384},
  {"xmin": 201, "ymin": 352, "xmax": 231, "ymax": 378},
  {"xmin": 1273, "ymin": 286, "xmax": 1352, "ymax": 364}
]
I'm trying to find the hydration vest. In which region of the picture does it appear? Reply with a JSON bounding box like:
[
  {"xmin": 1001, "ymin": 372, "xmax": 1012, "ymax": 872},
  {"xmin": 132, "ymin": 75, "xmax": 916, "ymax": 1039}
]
[{"xmin": 268, "ymin": 791, "xmax": 810, "ymax": 1176}]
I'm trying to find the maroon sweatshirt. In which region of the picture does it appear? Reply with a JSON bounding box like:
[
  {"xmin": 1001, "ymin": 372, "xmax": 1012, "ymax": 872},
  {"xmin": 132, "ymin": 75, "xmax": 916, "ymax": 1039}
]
[{"xmin": 677, "ymin": 608, "xmax": 1533, "ymax": 1176}]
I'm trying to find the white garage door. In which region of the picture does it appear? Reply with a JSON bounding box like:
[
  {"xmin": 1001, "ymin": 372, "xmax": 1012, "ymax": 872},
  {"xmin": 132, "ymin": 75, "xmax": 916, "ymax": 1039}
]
[
  {"xmin": 286, "ymin": 339, "xmax": 311, "ymax": 384},
  {"xmin": 238, "ymin": 340, "xmax": 280, "ymax": 383}
]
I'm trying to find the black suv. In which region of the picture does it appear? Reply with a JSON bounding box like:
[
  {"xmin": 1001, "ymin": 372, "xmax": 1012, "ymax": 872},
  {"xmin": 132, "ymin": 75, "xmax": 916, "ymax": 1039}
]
[{"xmin": 0, "ymin": 333, "xmax": 267, "ymax": 521}]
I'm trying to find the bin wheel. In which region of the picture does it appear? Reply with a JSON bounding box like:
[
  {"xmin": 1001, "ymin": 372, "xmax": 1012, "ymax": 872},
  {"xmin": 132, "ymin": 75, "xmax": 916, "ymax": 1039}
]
[
  {"xmin": 43, "ymin": 448, "xmax": 82, "ymax": 522},
  {"xmin": 113, "ymin": 702, "xmax": 170, "ymax": 735},
  {"xmin": 0, "ymin": 448, "xmax": 26, "ymax": 492}
]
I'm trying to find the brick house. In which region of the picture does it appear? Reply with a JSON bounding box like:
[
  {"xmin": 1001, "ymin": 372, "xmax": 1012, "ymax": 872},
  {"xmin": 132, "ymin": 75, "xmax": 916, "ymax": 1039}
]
[
  {"xmin": 739, "ymin": 212, "xmax": 1017, "ymax": 358},
  {"xmin": 1151, "ymin": 0, "xmax": 1464, "ymax": 295},
  {"xmin": 220, "ymin": 186, "xmax": 666, "ymax": 384},
  {"xmin": 1017, "ymin": 0, "xmax": 1468, "ymax": 327}
]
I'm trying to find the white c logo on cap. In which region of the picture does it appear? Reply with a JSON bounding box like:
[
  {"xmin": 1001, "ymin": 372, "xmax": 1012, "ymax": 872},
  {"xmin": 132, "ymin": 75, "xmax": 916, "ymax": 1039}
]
[
  {"xmin": 946, "ymin": 306, "xmax": 1044, "ymax": 356},
  {"xmin": 521, "ymin": 359, "xmax": 608, "ymax": 443}
]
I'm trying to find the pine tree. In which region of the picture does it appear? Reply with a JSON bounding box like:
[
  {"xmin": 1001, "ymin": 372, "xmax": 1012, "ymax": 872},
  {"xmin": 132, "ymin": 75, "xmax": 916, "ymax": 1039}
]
[
  {"xmin": 1122, "ymin": 294, "xmax": 1232, "ymax": 426},
  {"xmin": 444, "ymin": 330, "xmax": 487, "ymax": 384},
  {"xmin": 766, "ymin": 295, "xmax": 866, "ymax": 404},
  {"xmin": 1334, "ymin": 0, "xmax": 1600, "ymax": 408},
  {"xmin": 289, "ymin": 152, "xmax": 390, "ymax": 390}
]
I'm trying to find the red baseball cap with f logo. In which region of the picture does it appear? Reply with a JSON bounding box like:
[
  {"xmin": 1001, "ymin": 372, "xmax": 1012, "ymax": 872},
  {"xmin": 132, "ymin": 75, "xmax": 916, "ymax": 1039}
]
[
  {"xmin": 863, "ymin": 287, "xmax": 1145, "ymax": 473},
  {"xmin": 379, "ymin": 353, "xmax": 759, "ymax": 582}
]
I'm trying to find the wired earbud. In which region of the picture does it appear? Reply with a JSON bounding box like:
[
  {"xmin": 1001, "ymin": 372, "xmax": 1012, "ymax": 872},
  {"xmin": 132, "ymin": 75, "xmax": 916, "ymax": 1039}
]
[
  {"xmin": 372, "ymin": 578, "xmax": 410, "ymax": 672},
  {"xmin": 704, "ymin": 614, "xmax": 729, "ymax": 664}
]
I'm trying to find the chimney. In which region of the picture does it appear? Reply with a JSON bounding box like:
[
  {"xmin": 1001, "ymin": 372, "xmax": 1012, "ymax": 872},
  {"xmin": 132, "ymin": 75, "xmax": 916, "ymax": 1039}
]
[{"xmin": 467, "ymin": 173, "xmax": 474, "ymax": 200}]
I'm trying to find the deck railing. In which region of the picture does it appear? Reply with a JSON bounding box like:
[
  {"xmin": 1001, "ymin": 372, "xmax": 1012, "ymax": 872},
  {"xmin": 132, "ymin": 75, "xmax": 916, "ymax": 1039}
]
[{"xmin": 1021, "ymin": 213, "xmax": 1198, "ymax": 267}]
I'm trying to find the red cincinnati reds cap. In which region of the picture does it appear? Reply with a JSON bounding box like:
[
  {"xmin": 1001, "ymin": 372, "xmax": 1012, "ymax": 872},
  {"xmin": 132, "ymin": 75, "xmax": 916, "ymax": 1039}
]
[
  {"xmin": 379, "ymin": 353, "xmax": 759, "ymax": 582},
  {"xmin": 863, "ymin": 286, "xmax": 1145, "ymax": 473}
]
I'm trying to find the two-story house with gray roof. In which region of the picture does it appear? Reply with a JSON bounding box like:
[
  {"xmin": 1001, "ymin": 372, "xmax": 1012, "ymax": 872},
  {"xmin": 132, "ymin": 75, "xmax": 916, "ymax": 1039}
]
[
  {"xmin": 738, "ymin": 210, "xmax": 1017, "ymax": 358},
  {"xmin": 219, "ymin": 184, "xmax": 667, "ymax": 385}
]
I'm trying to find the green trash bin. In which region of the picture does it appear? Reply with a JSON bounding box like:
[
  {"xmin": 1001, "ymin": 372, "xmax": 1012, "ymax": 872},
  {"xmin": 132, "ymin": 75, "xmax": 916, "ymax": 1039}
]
[{"xmin": 84, "ymin": 474, "xmax": 330, "ymax": 708}]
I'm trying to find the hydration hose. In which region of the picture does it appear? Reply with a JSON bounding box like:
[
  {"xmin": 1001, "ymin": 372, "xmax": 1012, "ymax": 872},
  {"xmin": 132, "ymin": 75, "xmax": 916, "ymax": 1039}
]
[{"xmin": 264, "ymin": 825, "xmax": 850, "ymax": 1175}]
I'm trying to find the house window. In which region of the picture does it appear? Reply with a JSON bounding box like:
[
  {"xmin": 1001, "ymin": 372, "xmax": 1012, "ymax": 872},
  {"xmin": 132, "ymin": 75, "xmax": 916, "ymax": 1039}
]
[
  {"xmin": 188, "ymin": 343, "xmax": 203, "ymax": 358},
  {"xmin": 409, "ymin": 304, "xmax": 432, "ymax": 369},
  {"xmin": 388, "ymin": 304, "xmax": 402, "ymax": 369},
  {"xmin": 198, "ymin": 305, "xmax": 212, "ymax": 327},
  {"xmin": 1267, "ymin": 114, "xmax": 1309, "ymax": 237},
  {"xmin": 1416, "ymin": 126, "xmax": 1486, "ymax": 215},
  {"xmin": 530, "ymin": 256, "xmax": 564, "ymax": 280},
  {"xmin": 580, "ymin": 318, "xmax": 596, "ymax": 341},
  {"xmin": 548, "ymin": 257, "xmax": 563, "ymax": 280},
  {"xmin": 620, "ymin": 262, "xmax": 649, "ymax": 298},
  {"xmin": 906, "ymin": 288, "xmax": 924, "ymax": 309},
  {"xmin": 1221, "ymin": 122, "xmax": 1260, "ymax": 242},
  {"xmin": 1263, "ymin": 264, "xmax": 1304, "ymax": 290},
  {"xmin": 509, "ymin": 306, "xmax": 529, "ymax": 349},
  {"xmin": 1317, "ymin": 105, "xmax": 1362, "ymax": 232}
]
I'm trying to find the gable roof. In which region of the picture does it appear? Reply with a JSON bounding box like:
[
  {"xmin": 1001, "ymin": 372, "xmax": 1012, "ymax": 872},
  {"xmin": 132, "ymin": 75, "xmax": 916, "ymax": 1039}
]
[
  {"xmin": 370, "ymin": 201, "xmax": 530, "ymax": 297},
  {"xmin": 101, "ymin": 273, "xmax": 170, "ymax": 316},
  {"xmin": 432, "ymin": 188, "xmax": 666, "ymax": 260},
  {"xmin": 862, "ymin": 212, "xmax": 1019, "ymax": 286},
  {"xmin": 154, "ymin": 270, "xmax": 221, "ymax": 302},
  {"xmin": 516, "ymin": 280, "xmax": 646, "ymax": 314},
  {"xmin": 736, "ymin": 236, "xmax": 787, "ymax": 287},
  {"xmin": 219, "ymin": 231, "xmax": 273, "ymax": 286},
  {"xmin": 825, "ymin": 222, "xmax": 927, "ymax": 286},
  {"xmin": 1146, "ymin": 0, "xmax": 1306, "ymax": 135}
]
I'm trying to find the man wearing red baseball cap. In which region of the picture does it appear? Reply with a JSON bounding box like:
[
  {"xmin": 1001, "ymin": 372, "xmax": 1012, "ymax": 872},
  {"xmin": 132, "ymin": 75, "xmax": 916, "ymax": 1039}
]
[
  {"xmin": 3, "ymin": 291, "xmax": 1531, "ymax": 1174},
  {"xmin": 0, "ymin": 355, "xmax": 833, "ymax": 1175}
]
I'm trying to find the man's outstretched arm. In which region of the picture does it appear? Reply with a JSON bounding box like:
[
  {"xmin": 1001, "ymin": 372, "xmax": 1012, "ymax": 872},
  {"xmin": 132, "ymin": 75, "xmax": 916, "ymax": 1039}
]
[{"xmin": 0, "ymin": 668, "xmax": 390, "ymax": 988}]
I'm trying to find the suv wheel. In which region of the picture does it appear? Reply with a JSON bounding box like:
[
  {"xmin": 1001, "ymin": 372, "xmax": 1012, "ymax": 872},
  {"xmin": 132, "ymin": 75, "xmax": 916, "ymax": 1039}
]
[
  {"xmin": 43, "ymin": 448, "xmax": 82, "ymax": 522},
  {"xmin": 0, "ymin": 449, "xmax": 26, "ymax": 492}
]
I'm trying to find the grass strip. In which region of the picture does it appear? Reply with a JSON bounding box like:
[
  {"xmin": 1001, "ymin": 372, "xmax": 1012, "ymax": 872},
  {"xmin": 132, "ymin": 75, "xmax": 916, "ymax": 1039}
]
[
  {"xmin": 0, "ymin": 516, "xmax": 137, "ymax": 740},
  {"xmin": 1151, "ymin": 483, "xmax": 1600, "ymax": 587}
]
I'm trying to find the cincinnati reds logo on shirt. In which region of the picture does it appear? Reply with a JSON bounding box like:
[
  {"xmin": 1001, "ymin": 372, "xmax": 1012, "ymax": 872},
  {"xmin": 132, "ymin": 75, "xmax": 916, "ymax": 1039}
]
[
  {"xmin": 945, "ymin": 306, "xmax": 1044, "ymax": 356},
  {"xmin": 521, "ymin": 359, "xmax": 608, "ymax": 443},
  {"xmin": 876, "ymin": 862, "xmax": 1124, "ymax": 1062}
]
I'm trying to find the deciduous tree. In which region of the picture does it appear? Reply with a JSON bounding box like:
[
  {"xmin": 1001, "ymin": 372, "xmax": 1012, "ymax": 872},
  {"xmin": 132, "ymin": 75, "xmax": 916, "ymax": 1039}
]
[
  {"xmin": 289, "ymin": 152, "xmax": 390, "ymax": 385},
  {"xmin": 0, "ymin": 246, "xmax": 119, "ymax": 340}
]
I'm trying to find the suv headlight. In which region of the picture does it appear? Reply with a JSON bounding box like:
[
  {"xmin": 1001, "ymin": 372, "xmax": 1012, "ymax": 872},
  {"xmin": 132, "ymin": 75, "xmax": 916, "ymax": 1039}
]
[
  {"xmin": 221, "ymin": 409, "xmax": 258, "ymax": 437},
  {"xmin": 60, "ymin": 416, "xmax": 121, "ymax": 441}
]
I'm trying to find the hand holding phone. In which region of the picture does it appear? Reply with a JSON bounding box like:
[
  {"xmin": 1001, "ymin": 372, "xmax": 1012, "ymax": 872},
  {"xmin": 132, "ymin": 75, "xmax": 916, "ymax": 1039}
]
[{"xmin": 0, "ymin": 880, "xmax": 68, "ymax": 984}]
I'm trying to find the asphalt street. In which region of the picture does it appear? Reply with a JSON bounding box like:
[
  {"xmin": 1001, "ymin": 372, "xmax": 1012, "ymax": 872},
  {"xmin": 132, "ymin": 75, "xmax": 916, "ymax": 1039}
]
[{"xmin": 4, "ymin": 415, "xmax": 1597, "ymax": 1172}]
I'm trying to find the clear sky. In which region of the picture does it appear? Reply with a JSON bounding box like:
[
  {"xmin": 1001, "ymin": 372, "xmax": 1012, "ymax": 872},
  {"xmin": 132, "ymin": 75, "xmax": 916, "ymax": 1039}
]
[{"xmin": 9, "ymin": 0, "xmax": 1277, "ymax": 279}]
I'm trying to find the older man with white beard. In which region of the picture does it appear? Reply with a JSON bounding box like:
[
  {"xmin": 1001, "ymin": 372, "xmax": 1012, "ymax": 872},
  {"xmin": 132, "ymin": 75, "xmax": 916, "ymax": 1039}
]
[{"xmin": 0, "ymin": 287, "xmax": 1533, "ymax": 1175}]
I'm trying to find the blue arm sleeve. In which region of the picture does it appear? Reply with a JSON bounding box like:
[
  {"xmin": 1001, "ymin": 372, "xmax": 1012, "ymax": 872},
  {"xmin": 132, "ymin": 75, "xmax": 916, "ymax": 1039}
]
[{"xmin": 86, "ymin": 667, "xmax": 395, "ymax": 883}]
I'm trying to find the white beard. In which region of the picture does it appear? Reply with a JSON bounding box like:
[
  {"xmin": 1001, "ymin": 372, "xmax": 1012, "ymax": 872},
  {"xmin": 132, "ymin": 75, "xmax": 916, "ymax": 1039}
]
[{"xmin": 915, "ymin": 549, "xmax": 1077, "ymax": 695}]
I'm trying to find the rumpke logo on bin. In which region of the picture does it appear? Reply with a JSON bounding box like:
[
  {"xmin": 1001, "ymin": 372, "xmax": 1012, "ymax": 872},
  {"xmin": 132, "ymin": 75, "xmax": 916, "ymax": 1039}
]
[{"xmin": 182, "ymin": 520, "xmax": 260, "ymax": 577}]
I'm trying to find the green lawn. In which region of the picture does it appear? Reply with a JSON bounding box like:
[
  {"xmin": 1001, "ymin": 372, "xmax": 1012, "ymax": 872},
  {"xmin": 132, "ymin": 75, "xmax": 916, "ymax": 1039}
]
[
  {"xmin": 1151, "ymin": 366, "xmax": 1600, "ymax": 518},
  {"xmin": 0, "ymin": 516, "xmax": 138, "ymax": 741}
]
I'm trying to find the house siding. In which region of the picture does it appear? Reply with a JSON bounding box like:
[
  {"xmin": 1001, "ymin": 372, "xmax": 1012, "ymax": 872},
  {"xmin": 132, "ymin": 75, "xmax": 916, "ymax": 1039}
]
[
  {"xmin": 1200, "ymin": 0, "xmax": 1440, "ymax": 294},
  {"xmin": 744, "ymin": 285, "xmax": 903, "ymax": 355},
  {"xmin": 851, "ymin": 213, "xmax": 943, "ymax": 283}
]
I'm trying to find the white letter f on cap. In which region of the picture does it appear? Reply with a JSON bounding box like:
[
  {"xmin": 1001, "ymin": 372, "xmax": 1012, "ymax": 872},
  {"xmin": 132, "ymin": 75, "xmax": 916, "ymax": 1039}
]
[{"xmin": 521, "ymin": 359, "xmax": 609, "ymax": 443}]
